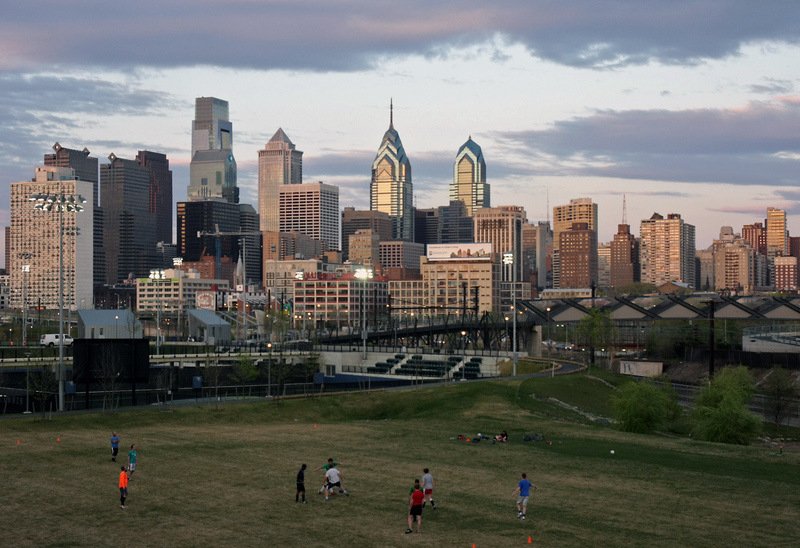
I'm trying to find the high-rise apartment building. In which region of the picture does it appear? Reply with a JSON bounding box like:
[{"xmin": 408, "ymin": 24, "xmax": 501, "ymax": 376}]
[
  {"xmin": 239, "ymin": 203, "xmax": 262, "ymax": 285},
  {"xmin": 610, "ymin": 224, "xmax": 639, "ymax": 288},
  {"xmin": 188, "ymin": 97, "xmax": 238, "ymax": 203},
  {"xmin": 742, "ymin": 222, "xmax": 767, "ymax": 255},
  {"xmin": 370, "ymin": 104, "xmax": 414, "ymax": 241},
  {"xmin": 341, "ymin": 208, "xmax": 393, "ymax": 261},
  {"xmin": 9, "ymin": 167, "xmax": 94, "ymax": 310},
  {"xmin": 101, "ymin": 154, "xmax": 159, "ymax": 284},
  {"xmin": 278, "ymin": 182, "xmax": 339, "ymax": 252},
  {"xmin": 558, "ymin": 222, "xmax": 598, "ymax": 289},
  {"xmin": 135, "ymin": 150, "xmax": 173, "ymax": 245},
  {"xmin": 379, "ymin": 241, "xmax": 425, "ymax": 270},
  {"xmin": 597, "ymin": 242, "xmax": 611, "ymax": 288},
  {"xmin": 639, "ymin": 213, "xmax": 696, "ymax": 288},
  {"xmin": 553, "ymin": 198, "xmax": 598, "ymax": 288},
  {"xmin": 258, "ymin": 128, "xmax": 303, "ymax": 232},
  {"xmin": 450, "ymin": 137, "xmax": 489, "ymax": 216},
  {"xmin": 534, "ymin": 221, "xmax": 552, "ymax": 290},
  {"xmin": 43, "ymin": 143, "xmax": 104, "ymax": 288},
  {"xmin": 713, "ymin": 239, "xmax": 759, "ymax": 293},
  {"xmin": 474, "ymin": 206, "xmax": 526, "ymax": 282},
  {"xmin": 774, "ymin": 256, "xmax": 798, "ymax": 291}
]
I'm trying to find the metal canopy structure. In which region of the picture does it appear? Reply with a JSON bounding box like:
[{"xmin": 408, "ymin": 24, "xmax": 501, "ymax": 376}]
[{"xmin": 520, "ymin": 294, "xmax": 800, "ymax": 323}]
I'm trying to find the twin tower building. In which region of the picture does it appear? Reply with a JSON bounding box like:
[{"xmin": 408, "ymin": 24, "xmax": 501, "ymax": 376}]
[{"xmin": 189, "ymin": 97, "xmax": 490, "ymax": 247}]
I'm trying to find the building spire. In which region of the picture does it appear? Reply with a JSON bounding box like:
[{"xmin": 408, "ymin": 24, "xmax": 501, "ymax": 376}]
[
  {"xmin": 389, "ymin": 98, "xmax": 394, "ymax": 129},
  {"xmin": 622, "ymin": 194, "xmax": 628, "ymax": 225}
]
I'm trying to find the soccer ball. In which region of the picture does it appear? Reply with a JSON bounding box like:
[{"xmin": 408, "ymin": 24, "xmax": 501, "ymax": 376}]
[{"xmin": 610, "ymin": 450, "xmax": 615, "ymax": 455}]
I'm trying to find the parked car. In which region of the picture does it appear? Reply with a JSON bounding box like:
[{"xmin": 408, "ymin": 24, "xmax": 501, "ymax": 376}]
[{"xmin": 39, "ymin": 333, "xmax": 74, "ymax": 347}]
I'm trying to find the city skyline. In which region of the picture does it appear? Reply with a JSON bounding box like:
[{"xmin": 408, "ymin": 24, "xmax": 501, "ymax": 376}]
[{"xmin": 2, "ymin": 2, "xmax": 800, "ymax": 260}]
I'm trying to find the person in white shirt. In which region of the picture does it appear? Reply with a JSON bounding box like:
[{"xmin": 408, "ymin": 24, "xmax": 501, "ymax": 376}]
[{"xmin": 324, "ymin": 467, "xmax": 349, "ymax": 500}]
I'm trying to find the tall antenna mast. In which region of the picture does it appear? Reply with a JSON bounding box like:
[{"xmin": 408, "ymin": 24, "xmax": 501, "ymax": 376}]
[
  {"xmin": 546, "ymin": 188, "xmax": 550, "ymax": 225},
  {"xmin": 622, "ymin": 194, "xmax": 628, "ymax": 225},
  {"xmin": 389, "ymin": 98, "xmax": 393, "ymax": 129}
]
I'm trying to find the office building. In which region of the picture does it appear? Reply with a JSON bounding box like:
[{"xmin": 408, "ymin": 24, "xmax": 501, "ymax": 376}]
[
  {"xmin": 238, "ymin": 203, "xmax": 262, "ymax": 285},
  {"xmin": 188, "ymin": 97, "xmax": 238, "ymax": 203},
  {"xmin": 421, "ymin": 246, "xmax": 500, "ymax": 316},
  {"xmin": 766, "ymin": 207, "xmax": 788, "ymax": 256},
  {"xmin": 135, "ymin": 150, "xmax": 173, "ymax": 245},
  {"xmin": 101, "ymin": 154, "xmax": 159, "ymax": 284},
  {"xmin": 279, "ymin": 182, "xmax": 339, "ymax": 252},
  {"xmin": 258, "ymin": 128, "xmax": 303, "ymax": 232},
  {"xmin": 370, "ymin": 103, "xmax": 414, "ymax": 241},
  {"xmin": 349, "ymin": 229, "xmax": 380, "ymax": 267},
  {"xmin": 136, "ymin": 268, "xmax": 230, "ymax": 314},
  {"xmin": 640, "ymin": 213, "xmax": 696, "ymax": 288},
  {"xmin": 474, "ymin": 205, "xmax": 526, "ymax": 282},
  {"xmin": 341, "ymin": 208, "xmax": 393, "ymax": 261},
  {"xmin": 439, "ymin": 201, "xmax": 474, "ymax": 243},
  {"xmin": 742, "ymin": 222, "xmax": 767, "ymax": 255},
  {"xmin": 597, "ymin": 242, "xmax": 611, "ymax": 288},
  {"xmin": 379, "ymin": 241, "xmax": 425, "ymax": 270},
  {"xmin": 553, "ymin": 198, "xmax": 598, "ymax": 288},
  {"xmin": 9, "ymin": 166, "xmax": 94, "ymax": 310},
  {"xmin": 43, "ymin": 142, "xmax": 104, "ymax": 287},
  {"xmin": 451, "ymin": 137, "xmax": 489, "ymax": 216},
  {"xmin": 714, "ymin": 239, "xmax": 759, "ymax": 293},
  {"xmin": 774, "ymin": 256, "xmax": 798, "ymax": 291},
  {"xmin": 177, "ymin": 199, "xmax": 241, "ymax": 271}
]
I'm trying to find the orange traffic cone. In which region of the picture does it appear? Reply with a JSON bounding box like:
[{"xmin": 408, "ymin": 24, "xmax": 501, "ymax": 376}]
[{"xmin": 528, "ymin": 536, "xmax": 532, "ymax": 543}]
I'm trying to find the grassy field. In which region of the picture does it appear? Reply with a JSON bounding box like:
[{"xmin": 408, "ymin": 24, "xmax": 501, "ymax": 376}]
[{"xmin": 2, "ymin": 376, "xmax": 799, "ymax": 547}]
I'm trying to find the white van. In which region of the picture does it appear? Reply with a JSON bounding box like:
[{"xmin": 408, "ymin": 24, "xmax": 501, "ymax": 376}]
[{"xmin": 40, "ymin": 334, "xmax": 74, "ymax": 347}]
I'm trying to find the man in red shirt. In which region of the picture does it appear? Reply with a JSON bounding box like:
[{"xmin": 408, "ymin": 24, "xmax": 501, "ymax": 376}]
[
  {"xmin": 118, "ymin": 467, "xmax": 129, "ymax": 509},
  {"xmin": 406, "ymin": 485, "xmax": 425, "ymax": 534}
]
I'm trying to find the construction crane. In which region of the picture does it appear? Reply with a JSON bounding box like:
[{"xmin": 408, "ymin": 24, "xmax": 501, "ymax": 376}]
[{"xmin": 197, "ymin": 225, "xmax": 262, "ymax": 281}]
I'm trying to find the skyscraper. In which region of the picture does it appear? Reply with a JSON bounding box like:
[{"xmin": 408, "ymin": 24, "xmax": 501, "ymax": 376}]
[
  {"xmin": 766, "ymin": 207, "xmax": 788, "ymax": 255},
  {"xmin": 101, "ymin": 154, "xmax": 159, "ymax": 283},
  {"xmin": 9, "ymin": 166, "xmax": 94, "ymax": 310},
  {"xmin": 451, "ymin": 137, "xmax": 489, "ymax": 216},
  {"xmin": 188, "ymin": 97, "xmax": 238, "ymax": 203},
  {"xmin": 136, "ymin": 150, "xmax": 173, "ymax": 245},
  {"xmin": 371, "ymin": 102, "xmax": 413, "ymax": 241},
  {"xmin": 558, "ymin": 222, "xmax": 598, "ymax": 289},
  {"xmin": 639, "ymin": 213, "xmax": 696, "ymax": 288},
  {"xmin": 258, "ymin": 128, "xmax": 303, "ymax": 232}
]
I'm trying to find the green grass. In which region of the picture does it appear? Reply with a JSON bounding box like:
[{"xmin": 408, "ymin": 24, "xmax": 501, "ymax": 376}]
[{"xmin": 1, "ymin": 377, "xmax": 798, "ymax": 547}]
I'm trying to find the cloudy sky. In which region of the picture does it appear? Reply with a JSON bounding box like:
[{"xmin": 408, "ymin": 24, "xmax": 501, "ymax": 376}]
[{"xmin": 3, "ymin": 1, "xmax": 800, "ymax": 265}]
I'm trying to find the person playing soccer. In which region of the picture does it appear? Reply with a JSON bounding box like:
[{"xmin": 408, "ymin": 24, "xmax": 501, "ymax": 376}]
[
  {"xmin": 512, "ymin": 473, "xmax": 537, "ymax": 520},
  {"xmin": 324, "ymin": 466, "xmax": 348, "ymax": 501},
  {"xmin": 296, "ymin": 463, "xmax": 307, "ymax": 503},
  {"xmin": 127, "ymin": 444, "xmax": 138, "ymax": 477},
  {"xmin": 406, "ymin": 483, "xmax": 424, "ymax": 533},
  {"xmin": 110, "ymin": 431, "xmax": 120, "ymax": 462},
  {"xmin": 316, "ymin": 458, "xmax": 345, "ymax": 494},
  {"xmin": 118, "ymin": 466, "xmax": 129, "ymax": 509},
  {"xmin": 421, "ymin": 468, "xmax": 436, "ymax": 509}
]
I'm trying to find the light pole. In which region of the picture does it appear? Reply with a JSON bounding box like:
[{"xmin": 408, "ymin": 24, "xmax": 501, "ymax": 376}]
[
  {"xmin": 546, "ymin": 307, "xmax": 551, "ymax": 354},
  {"xmin": 149, "ymin": 269, "xmax": 167, "ymax": 354},
  {"xmin": 461, "ymin": 330, "xmax": 467, "ymax": 383},
  {"xmin": 30, "ymin": 189, "xmax": 86, "ymax": 412},
  {"xmin": 21, "ymin": 263, "xmax": 30, "ymax": 346},
  {"xmin": 355, "ymin": 267, "xmax": 374, "ymax": 359},
  {"xmin": 502, "ymin": 251, "xmax": 518, "ymax": 376}
]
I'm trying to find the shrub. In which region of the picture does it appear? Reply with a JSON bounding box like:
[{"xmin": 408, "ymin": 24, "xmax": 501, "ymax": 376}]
[
  {"xmin": 613, "ymin": 380, "xmax": 674, "ymax": 434},
  {"xmin": 692, "ymin": 366, "xmax": 761, "ymax": 445}
]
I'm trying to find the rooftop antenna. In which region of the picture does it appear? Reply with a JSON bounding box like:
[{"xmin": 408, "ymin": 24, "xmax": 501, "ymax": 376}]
[
  {"xmin": 546, "ymin": 187, "xmax": 550, "ymax": 226},
  {"xmin": 389, "ymin": 98, "xmax": 394, "ymax": 129},
  {"xmin": 622, "ymin": 194, "xmax": 628, "ymax": 225}
]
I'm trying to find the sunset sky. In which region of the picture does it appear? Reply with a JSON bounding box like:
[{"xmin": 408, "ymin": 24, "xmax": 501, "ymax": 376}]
[{"xmin": 3, "ymin": 1, "xmax": 800, "ymax": 260}]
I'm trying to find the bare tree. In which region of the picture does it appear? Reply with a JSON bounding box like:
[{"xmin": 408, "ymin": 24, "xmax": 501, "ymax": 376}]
[
  {"xmin": 231, "ymin": 353, "xmax": 256, "ymax": 398},
  {"xmin": 202, "ymin": 355, "xmax": 224, "ymax": 408},
  {"xmin": 29, "ymin": 365, "xmax": 57, "ymax": 421},
  {"xmin": 95, "ymin": 345, "xmax": 125, "ymax": 412},
  {"xmin": 763, "ymin": 366, "xmax": 799, "ymax": 433}
]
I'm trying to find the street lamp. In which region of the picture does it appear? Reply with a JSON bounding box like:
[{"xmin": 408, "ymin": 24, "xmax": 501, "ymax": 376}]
[
  {"xmin": 502, "ymin": 251, "xmax": 518, "ymax": 376},
  {"xmin": 546, "ymin": 307, "xmax": 551, "ymax": 353},
  {"xmin": 355, "ymin": 267, "xmax": 374, "ymax": 359},
  {"xmin": 30, "ymin": 189, "xmax": 86, "ymax": 412},
  {"xmin": 461, "ymin": 330, "xmax": 467, "ymax": 383}
]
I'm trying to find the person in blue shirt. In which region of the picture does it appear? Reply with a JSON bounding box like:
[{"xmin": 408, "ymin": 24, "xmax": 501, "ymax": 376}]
[
  {"xmin": 512, "ymin": 473, "xmax": 538, "ymax": 520},
  {"xmin": 110, "ymin": 432, "xmax": 120, "ymax": 462}
]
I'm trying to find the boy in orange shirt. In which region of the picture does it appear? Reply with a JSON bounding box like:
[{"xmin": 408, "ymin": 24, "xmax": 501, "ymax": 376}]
[{"xmin": 119, "ymin": 466, "xmax": 129, "ymax": 509}]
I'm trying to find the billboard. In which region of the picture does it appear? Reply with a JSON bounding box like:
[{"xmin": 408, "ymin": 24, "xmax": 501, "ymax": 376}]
[{"xmin": 426, "ymin": 243, "xmax": 493, "ymax": 261}]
